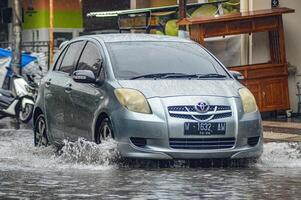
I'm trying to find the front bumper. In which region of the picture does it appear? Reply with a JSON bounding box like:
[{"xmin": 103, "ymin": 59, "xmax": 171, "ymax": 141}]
[
  {"xmin": 118, "ymin": 138, "xmax": 263, "ymax": 160},
  {"xmin": 111, "ymin": 96, "xmax": 263, "ymax": 160}
]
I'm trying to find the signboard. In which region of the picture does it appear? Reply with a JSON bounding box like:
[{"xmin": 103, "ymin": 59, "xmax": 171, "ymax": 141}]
[{"xmin": 118, "ymin": 12, "xmax": 150, "ymax": 30}]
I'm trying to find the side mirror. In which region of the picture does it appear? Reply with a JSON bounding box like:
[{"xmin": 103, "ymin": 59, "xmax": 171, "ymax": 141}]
[
  {"xmin": 73, "ymin": 70, "xmax": 97, "ymax": 84},
  {"xmin": 230, "ymin": 71, "xmax": 244, "ymax": 81}
]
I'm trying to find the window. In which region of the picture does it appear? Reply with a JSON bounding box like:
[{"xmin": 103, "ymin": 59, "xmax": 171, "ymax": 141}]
[
  {"xmin": 59, "ymin": 41, "xmax": 85, "ymax": 74},
  {"xmin": 107, "ymin": 42, "xmax": 228, "ymax": 80},
  {"xmin": 53, "ymin": 46, "xmax": 68, "ymax": 71},
  {"xmin": 54, "ymin": 32, "xmax": 73, "ymax": 48},
  {"xmin": 77, "ymin": 42, "xmax": 103, "ymax": 77}
]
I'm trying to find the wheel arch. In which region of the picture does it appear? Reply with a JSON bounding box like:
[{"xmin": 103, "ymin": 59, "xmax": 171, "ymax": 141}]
[{"xmin": 33, "ymin": 107, "xmax": 43, "ymax": 124}]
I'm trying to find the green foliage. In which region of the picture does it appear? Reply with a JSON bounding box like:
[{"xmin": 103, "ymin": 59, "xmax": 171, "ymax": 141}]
[
  {"xmin": 152, "ymin": 0, "xmax": 240, "ymax": 36},
  {"xmin": 155, "ymin": 30, "xmax": 164, "ymax": 35},
  {"xmin": 165, "ymin": 20, "xmax": 179, "ymax": 36},
  {"xmin": 208, "ymin": 0, "xmax": 240, "ymax": 14},
  {"xmin": 191, "ymin": 5, "xmax": 218, "ymax": 17}
]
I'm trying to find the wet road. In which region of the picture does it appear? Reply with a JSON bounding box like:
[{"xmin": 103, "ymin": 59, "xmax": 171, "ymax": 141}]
[{"xmin": 0, "ymin": 119, "xmax": 301, "ymax": 199}]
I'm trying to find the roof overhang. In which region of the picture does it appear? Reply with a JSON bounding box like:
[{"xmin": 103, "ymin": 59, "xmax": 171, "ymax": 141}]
[{"xmin": 87, "ymin": 1, "xmax": 229, "ymax": 18}]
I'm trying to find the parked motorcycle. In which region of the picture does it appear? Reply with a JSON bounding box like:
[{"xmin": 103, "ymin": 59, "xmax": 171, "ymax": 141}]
[{"xmin": 0, "ymin": 74, "xmax": 36, "ymax": 123}]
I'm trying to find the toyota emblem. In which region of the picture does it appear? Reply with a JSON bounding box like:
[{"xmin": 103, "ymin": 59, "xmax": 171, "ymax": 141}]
[{"xmin": 195, "ymin": 101, "xmax": 210, "ymax": 113}]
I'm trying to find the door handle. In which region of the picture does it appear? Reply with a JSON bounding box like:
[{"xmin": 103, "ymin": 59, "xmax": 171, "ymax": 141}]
[
  {"xmin": 64, "ymin": 83, "xmax": 72, "ymax": 93},
  {"xmin": 45, "ymin": 79, "xmax": 52, "ymax": 88}
]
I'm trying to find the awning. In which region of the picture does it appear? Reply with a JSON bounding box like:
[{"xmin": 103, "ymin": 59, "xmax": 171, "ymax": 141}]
[{"xmin": 0, "ymin": 48, "xmax": 37, "ymax": 68}]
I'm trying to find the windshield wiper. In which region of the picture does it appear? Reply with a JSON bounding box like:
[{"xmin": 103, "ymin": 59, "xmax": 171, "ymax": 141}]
[
  {"xmin": 130, "ymin": 73, "xmax": 190, "ymax": 80},
  {"xmin": 161, "ymin": 73, "xmax": 227, "ymax": 79},
  {"xmin": 196, "ymin": 74, "xmax": 227, "ymax": 79},
  {"xmin": 130, "ymin": 73, "xmax": 227, "ymax": 80}
]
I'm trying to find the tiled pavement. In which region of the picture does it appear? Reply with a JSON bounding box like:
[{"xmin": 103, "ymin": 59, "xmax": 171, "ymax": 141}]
[{"xmin": 263, "ymin": 121, "xmax": 301, "ymax": 142}]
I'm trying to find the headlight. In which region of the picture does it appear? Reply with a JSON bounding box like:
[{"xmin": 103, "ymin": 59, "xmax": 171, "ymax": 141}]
[
  {"xmin": 239, "ymin": 88, "xmax": 257, "ymax": 113},
  {"xmin": 114, "ymin": 88, "xmax": 152, "ymax": 114}
]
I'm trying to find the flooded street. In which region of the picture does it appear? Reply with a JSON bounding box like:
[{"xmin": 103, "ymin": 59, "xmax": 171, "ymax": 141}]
[{"xmin": 0, "ymin": 121, "xmax": 301, "ymax": 199}]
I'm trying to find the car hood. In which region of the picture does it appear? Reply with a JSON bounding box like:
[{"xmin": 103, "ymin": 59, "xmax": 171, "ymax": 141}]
[{"xmin": 118, "ymin": 79, "xmax": 242, "ymax": 98}]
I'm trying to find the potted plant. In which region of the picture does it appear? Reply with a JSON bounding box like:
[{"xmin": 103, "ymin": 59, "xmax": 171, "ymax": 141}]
[{"xmin": 288, "ymin": 62, "xmax": 297, "ymax": 76}]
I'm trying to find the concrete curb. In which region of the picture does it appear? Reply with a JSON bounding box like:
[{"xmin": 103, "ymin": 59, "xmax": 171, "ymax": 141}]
[
  {"xmin": 263, "ymin": 131, "xmax": 301, "ymax": 143},
  {"xmin": 263, "ymin": 121, "xmax": 301, "ymax": 135}
]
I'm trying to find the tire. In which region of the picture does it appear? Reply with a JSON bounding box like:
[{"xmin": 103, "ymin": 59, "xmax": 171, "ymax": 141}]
[
  {"xmin": 95, "ymin": 118, "xmax": 114, "ymax": 144},
  {"xmin": 34, "ymin": 114, "xmax": 49, "ymax": 147},
  {"xmin": 19, "ymin": 103, "xmax": 34, "ymax": 123}
]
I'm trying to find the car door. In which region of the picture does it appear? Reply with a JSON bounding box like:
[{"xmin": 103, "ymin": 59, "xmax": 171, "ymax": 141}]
[
  {"xmin": 64, "ymin": 41, "xmax": 106, "ymax": 141},
  {"xmin": 44, "ymin": 41, "xmax": 86, "ymax": 142}
]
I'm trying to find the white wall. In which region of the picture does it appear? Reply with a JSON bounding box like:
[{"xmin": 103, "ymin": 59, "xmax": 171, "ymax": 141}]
[
  {"xmin": 22, "ymin": 28, "xmax": 83, "ymax": 43},
  {"xmin": 278, "ymin": 0, "xmax": 301, "ymax": 112},
  {"xmin": 23, "ymin": 29, "xmax": 50, "ymax": 42},
  {"xmin": 249, "ymin": 0, "xmax": 271, "ymax": 10},
  {"xmin": 22, "ymin": 28, "xmax": 83, "ymax": 56}
]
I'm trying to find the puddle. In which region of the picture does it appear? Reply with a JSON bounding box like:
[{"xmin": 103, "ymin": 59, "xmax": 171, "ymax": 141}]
[{"xmin": 0, "ymin": 129, "xmax": 301, "ymax": 199}]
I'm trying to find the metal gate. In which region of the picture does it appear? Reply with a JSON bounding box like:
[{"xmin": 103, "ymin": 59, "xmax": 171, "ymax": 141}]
[{"xmin": 0, "ymin": 41, "xmax": 51, "ymax": 69}]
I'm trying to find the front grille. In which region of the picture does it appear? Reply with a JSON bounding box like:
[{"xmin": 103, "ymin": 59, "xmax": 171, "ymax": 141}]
[
  {"xmin": 169, "ymin": 137, "xmax": 235, "ymax": 150},
  {"xmin": 168, "ymin": 105, "xmax": 230, "ymax": 112},
  {"xmin": 170, "ymin": 113, "xmax": 194, "ymax": 120},
  {"xmin": 168, "ymin": 105, "xmax": 232, "ymax": 121},
  {"xmin": 212, "ymin": 112, "xmax": 232, "ymax": 120}
]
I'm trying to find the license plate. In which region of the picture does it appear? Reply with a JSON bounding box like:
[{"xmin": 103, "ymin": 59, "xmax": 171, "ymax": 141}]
[{"xmin": 184, "ymin": 122, "xmax": 226, "ymax": 135}]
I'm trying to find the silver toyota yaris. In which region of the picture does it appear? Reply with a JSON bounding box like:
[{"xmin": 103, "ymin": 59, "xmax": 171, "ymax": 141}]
[{"xmin": 33, "ymin": 34, "xmax": 263, "ymax": 161}]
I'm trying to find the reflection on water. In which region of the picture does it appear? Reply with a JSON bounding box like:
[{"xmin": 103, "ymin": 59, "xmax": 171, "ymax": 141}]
[{"xmin": 0, "ymin": 129, "xmax": 301, "ymax": 199}]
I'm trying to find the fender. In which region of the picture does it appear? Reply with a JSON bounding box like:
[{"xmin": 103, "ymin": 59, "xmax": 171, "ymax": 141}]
[
  {"xmin": 21, "ymin": 97, "xmax": 35, "ymax": 109},
  {"xmin": 3, "ymin": 100, "xmax": 19, "ymax": 115}
]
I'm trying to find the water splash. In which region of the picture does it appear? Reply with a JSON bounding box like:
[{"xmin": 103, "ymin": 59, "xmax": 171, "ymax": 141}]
[
  {"xmin": 0, "ymin": 130, "xmax": 120, "ymax": 171},
  {"xmin": 258, "ymin": 142, "xmax": 301, "ymax": 168},
  {"xmin": 1, "ymin": 129, "xmax": 301, "ymax": 171},
  {"xmin": 58, "ymin": 138, "xmax": 120, "ymax": 166}
]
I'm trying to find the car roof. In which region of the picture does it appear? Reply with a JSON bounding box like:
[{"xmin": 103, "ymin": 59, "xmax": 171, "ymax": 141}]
[{"xmin": 86, "ymin": 33, "xmax": 194, "ymax": 43}]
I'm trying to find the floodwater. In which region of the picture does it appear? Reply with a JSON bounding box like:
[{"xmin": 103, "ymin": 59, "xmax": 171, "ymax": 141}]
[{"xmin": 0, "ymin": 127, "xmax": 301, "ymax": 199}]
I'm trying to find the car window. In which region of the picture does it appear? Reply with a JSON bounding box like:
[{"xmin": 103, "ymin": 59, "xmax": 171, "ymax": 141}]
[
  {"xmin": 59, "ymin": 41, "xmax": 86, "ymax": 74},
  {"xmin": 77, "ymin": 42, "xmax": 103, "ymax": 77},
  {"xmin": 53, "ymin": 46, "xmax": 68, "ymax": 71}
]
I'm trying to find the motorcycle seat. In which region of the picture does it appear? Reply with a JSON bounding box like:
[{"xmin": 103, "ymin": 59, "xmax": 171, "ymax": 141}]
[
  {"xmin": 0, "ymin": 95, "xmax": 13, "ymax": 110},
  {"xmin": 0, "ymin": 89, "xmax": 14, "ymax": 98}
]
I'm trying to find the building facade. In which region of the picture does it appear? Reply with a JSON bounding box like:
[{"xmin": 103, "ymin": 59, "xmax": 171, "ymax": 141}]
[{"xmin": 21, "ymin": 0, "xmax": 83, "ymax": 48}]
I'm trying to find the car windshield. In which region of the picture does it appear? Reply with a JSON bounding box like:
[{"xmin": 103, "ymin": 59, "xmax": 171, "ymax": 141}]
[{"xmin": 107, "ymin": 41, "xmax": 229, "ymax": 80}]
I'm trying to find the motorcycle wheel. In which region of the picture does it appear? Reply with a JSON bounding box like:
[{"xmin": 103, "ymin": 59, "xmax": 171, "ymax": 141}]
[{"xmin": 19, "ymin": 104, "xmax": 34, "ymax": 123}]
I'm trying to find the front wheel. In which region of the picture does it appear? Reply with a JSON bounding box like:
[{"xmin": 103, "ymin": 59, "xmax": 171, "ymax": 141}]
[
  {"xmin": 34, "ymin": 114, "xmax": 49, "ymax": 147},
  {"xmin": 95, "ymin": 118, "xmax": 114, "ymax": 144},
  {"xmin": 19, "ymin": 103, "xmax": 34, "ymax": 123}
]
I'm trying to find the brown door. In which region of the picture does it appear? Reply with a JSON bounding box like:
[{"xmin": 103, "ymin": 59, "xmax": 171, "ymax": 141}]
[{"xmin": 261, "ymin": 77, "xmax": 289, "ymax": 112}]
